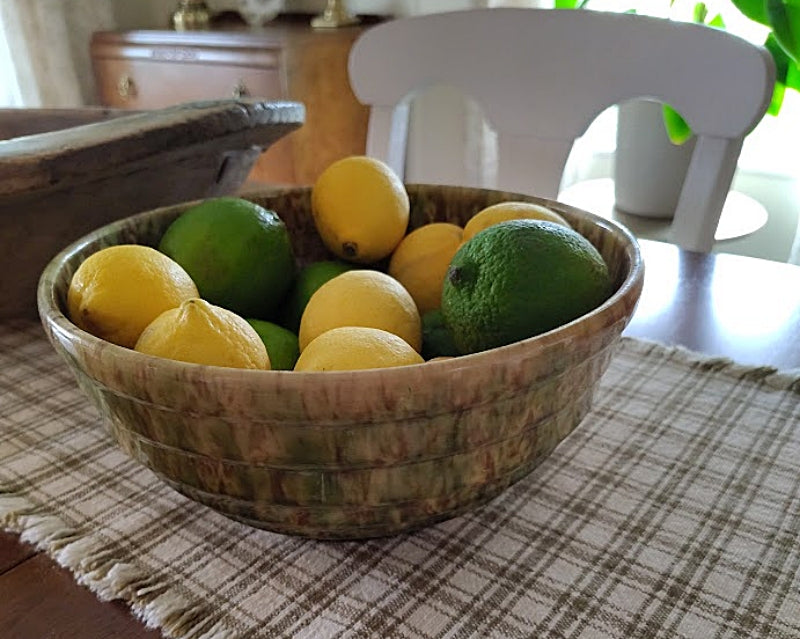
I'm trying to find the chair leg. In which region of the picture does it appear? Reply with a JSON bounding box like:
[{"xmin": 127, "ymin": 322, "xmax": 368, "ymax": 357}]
[{"xmin": 671, "ymin": 135, "xmax": 743, "ymax": 253}]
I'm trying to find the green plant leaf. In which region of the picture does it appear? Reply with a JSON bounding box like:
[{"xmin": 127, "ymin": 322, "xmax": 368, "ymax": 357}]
[
  {"xmin": 731, "ymin": 0, "xmax": 771, "ymax": 25},
  {"xmin": 662, "ymin": 104, "xmax": 693, "ymax": 144},
  {"xmin": 693, "ymin": 2, "xmax": 709, "ymax": 23},
  {"xmin": 767, "ymin": 0, "xmax": 800, "ymax": 64},
  {"xmin": 766, "ymin": 32, "xmax": 791, "ymax": 83},
  {"xmin": 764, "ymin": 33, "xmax": 790, "ymax": 114},
  {"xmin": 554, "ymin": 0, "xmax": 582, "ymax": 8},
  {"xmin": 786, "ymin": 57, "xmax": 800, "ymax": 90},
  {"xmin": 768, "ymin": 79, "xmax": 786, "ymax": 114}
]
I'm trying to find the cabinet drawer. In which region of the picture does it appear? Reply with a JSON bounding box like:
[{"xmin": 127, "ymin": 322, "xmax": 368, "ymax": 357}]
[
  {"xmin": 93, "ymin": 58, "xmax": 283, "ymax": 110},
  {"xmin": 89, "ymin": 23, "xmax": 377, "ymax": 186}
]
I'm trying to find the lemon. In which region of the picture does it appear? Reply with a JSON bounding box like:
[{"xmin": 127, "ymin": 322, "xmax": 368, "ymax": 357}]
[
  {"xmin": 135, "ymin": 298, "xmax": 270, "ymax": 369},
  {"xmin": 294, "ymin": 326, "xmax": 424, "ymax": 372},
  {"xmin": 279, "ymin": 260, "xmax": 356, "ymax": 333},
  {"xmin": 246, "ymin": 319, "xmax": 300, "ymax": 370},
  {"xmin": 67, "ymin": 244, "xmax": 198, "ymax": 348},
  {"xmin": 388, "ymin": 222, "xmax": 464, "ymax": 314},
  {"xmin": 311, "ymin": 156, "xmax": 409, "ymax": 263},
  {"xmin": 442, "ymin": 220, "xmax": 612, "ymax": 354},
  {"xmin": 158, "ymin": 197, "xmax": 296, "ymax": 320},
  {"xmin": 298, "ymin": 269, "xmax": 422, "ymax": 352},
  {"xmin": 462, "ymin": 201, "xmax": 570, "ymax": 242}
]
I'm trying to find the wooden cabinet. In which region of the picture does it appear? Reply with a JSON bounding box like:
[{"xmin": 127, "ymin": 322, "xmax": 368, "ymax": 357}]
[{"xmin": 90, "ymin": 15, "xmax": 378, "ymax": 185}]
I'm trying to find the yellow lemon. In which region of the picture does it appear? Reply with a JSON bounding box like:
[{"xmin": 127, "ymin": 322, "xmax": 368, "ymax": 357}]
[
  {"xmin": 135, "ymin": 298, "xmax": 270, "ymax": 369},
  {"xmin": 298, "ymin": 269, "xmax": 422, "ymax": 352},
  {"xmin": 311, "ymin": 155, "xmax": 409, "ymax": 263},
  {"xmin": 388, "ymin": 222, "xmax": 464, "ymax": 314},
  {"xmin": 67, "ymin": 244, "xmax": 198, "ymax": 348},
  {"xmin": 462, "ymin": 201, "xmax": 570, "ymax": 242},
  {"xmin": 294, "ymin": 326, "xmax": 424, "ymax": 372}
]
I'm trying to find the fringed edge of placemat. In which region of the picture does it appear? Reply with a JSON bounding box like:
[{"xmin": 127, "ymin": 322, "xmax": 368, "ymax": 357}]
[
  {"xmin": 0, "ymin": 489, "xmax": 236, "ymax": 639},
  {"xmin": 620, "ymin": 336, "xmax": 800, "ymax": 392}
]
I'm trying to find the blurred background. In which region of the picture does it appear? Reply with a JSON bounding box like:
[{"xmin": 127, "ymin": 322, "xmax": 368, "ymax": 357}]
[{"xmin": 1, "ymin": 0, "xmax": 798, "ymax": 263}]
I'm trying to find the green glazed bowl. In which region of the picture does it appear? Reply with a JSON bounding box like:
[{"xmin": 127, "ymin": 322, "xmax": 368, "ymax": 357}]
[{"xmin": 37, "ymin": 184, "xmax": 644, "ymax": 539}]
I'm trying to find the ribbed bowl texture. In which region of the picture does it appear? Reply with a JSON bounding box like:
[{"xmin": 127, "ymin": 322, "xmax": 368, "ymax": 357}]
[{"xmin": 38, "ymin": 184, "xmax": 644, "ymax": 539}]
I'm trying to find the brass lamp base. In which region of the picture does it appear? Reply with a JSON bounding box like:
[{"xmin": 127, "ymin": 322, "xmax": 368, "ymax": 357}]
[
  {"xmin": 172, "ymin": 0, "xmax": 211, "ymax": 31},
  {"xmin": 311, "ymin": 0, "xmax": 360, "ymax": 29}
]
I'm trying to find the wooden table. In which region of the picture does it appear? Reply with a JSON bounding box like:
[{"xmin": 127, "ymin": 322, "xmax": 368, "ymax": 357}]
[{"xmin": 3, "ymin": 238, "xmax": 800, "ymax": 638}]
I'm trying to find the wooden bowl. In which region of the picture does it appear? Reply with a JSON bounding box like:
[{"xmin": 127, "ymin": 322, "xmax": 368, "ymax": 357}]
[
  {"xmin": 2, "ymin": 99, "xmax": 303, "ymax": 320},
  {"xmin": 38, "ymin": 184, "xmax": 643, "ymax": 539}
]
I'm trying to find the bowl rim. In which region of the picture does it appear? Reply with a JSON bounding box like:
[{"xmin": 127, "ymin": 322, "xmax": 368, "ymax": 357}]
[{"xmin": 37, "ymin": 184, "xmax": 645, "ymax": 385}]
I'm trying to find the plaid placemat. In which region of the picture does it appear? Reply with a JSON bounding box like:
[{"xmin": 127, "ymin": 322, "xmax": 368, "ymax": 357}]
[{"xmin": 2, "ymin": 321, "xmax": 800, "ymax": 639}]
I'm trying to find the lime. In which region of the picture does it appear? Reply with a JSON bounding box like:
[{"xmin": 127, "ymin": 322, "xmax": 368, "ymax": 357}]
[
  {"xmin": 280, "ymin": 260, "xmax": 356, "ymax": 333},
  {"xmin": 441, "ymin": 220, "xmax": 612, "ymax": 354},
  {"xmin": 246, "ymin": 319, "xmax": 300, "ymax": 371},
  {"xmin": 421, "ymin": 308, "xmax": 459, "ymax": 360},
  {"xmin": 158, "ymin": 197, "xmax": 296, "ymax": 320}
]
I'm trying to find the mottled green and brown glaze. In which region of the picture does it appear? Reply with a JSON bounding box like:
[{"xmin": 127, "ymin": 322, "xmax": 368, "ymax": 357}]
[{"xmin": 38, "ymin": 184, "xmax": 644, "ymax": 539}]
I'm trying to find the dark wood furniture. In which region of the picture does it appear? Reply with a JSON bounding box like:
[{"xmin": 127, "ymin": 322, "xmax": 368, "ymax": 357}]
[
  {"xmin": 90, "ymin": 15, "xmax": 378, "ymax": 185},
  {"xmin": 4, "ymin": 238, "xmax": 800, "ymax": 637},
  {"xmin": 0, "ymin": 101, "xmax": 302, "ymax": 320}
]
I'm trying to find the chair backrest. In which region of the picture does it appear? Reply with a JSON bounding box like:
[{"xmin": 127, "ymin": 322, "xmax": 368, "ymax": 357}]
[{"xmin": 348, "ymin": 8, "xmax": 775, "ymax": 252}]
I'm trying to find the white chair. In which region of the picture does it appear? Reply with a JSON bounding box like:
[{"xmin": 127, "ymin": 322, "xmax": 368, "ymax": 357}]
[{"xmin": 348, "ymin": 8, "xmax": 775, "ymax": 253}]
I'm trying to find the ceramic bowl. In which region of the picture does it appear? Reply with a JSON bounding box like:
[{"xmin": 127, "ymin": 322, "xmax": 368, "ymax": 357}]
[{"xmin": 38, "ymin": 184, "xmax": 644, "ymax": 539}]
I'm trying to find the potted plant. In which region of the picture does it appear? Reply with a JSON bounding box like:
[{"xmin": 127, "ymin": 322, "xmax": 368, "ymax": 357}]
[{"xmin": 556, "ymin": 0, "xmax": 799, "ymax": 218}]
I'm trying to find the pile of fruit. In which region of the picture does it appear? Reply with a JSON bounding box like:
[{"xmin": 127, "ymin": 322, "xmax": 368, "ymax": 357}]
[{"xmin": 66, "ymin": 156, "xmax": 612, "ymax": 372}]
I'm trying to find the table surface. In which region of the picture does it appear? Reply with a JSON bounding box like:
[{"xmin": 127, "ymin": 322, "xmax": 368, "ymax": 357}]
[{"xmin": 3, "ymin": 238, "xmax": 800, "ymax": 638}]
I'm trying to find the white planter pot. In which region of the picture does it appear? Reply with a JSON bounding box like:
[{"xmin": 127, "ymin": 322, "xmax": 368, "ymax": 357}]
[{"xmin": 614, "ymin": 100, "xmax": 696, "ymax": 219}]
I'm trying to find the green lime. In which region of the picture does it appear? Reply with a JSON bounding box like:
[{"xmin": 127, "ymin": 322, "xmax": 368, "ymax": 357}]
[
  {"xmin": 441, "ymin": 220, "xmax": 612, "ymax": 354},
  {"xmin": 158, "ymin": 197, "xmax": 296, "ymax": 320},
  {"xmin": 246, "ymin": 319, "xmax": 300, "ymax": 371},
  {"xmin": 280, "ymin": 260, "xmax": 356, "ymax": 332},
  {"xmin": 421, "ymin": 308, "xmax": 459, "ymax": 360}
]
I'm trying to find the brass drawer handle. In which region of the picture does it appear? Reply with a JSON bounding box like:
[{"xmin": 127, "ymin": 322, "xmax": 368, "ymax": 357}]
[
  {"xmin": 117, "ymin": 74, "xmax": 136, "ymax": 100},
  {"xmin": 232, "ymin": 80, "xmax": 250, "ymax": 99}
]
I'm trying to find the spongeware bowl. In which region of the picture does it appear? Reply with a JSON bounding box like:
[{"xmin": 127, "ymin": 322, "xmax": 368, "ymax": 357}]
[{"xmin": 38, "ymin": 183, "xmax": 644, "ymax": 539}]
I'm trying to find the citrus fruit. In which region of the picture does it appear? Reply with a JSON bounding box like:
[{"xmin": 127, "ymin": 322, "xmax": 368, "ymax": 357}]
[
  {"xmin": 421, "ymin": 308, "xmax": 460, "ymax": 360},
  {"xmin": 158, "ymin": 197, "xmax": 296, "ymax": 320},
  {"xmin": 462, "ymin": 201, "xmax": 570, "ymax": 242},
  {"xmin": 388, "ymin": 222, "xmax": 464, "ymax": 314},
  {"xmin": 311, "ymin": 155, "xmax": 409, "ymax": 263},
  {"xmin": 246, "ymin": 319, "xmax": 300, "ymax": 371},
  {"xmin": 280, "ymin": 260, "xmax": 356, "ymax": 333},
  {"xmin": 294, "ymin": 326, "xmax": 424, "ymax": 372},
  {"xmin": 298, "ymin": 269, "xmax": 422, "ymax": 352},
  {"xmin": 441, "ymin": 220, "xmax": 612, "ymax": 354},
  {"xmin": 67, "ymin": 244, "xmax": 198, "ymax": 348},
  {"xmin": 135, "ymin": 298, "xmax": 270, "ymax": 369}
]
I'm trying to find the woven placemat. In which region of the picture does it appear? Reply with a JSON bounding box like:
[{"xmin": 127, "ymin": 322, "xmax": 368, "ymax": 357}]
[{"xmin": 2, "ymin": 321, "xmax": 799, "ymax": 639}]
